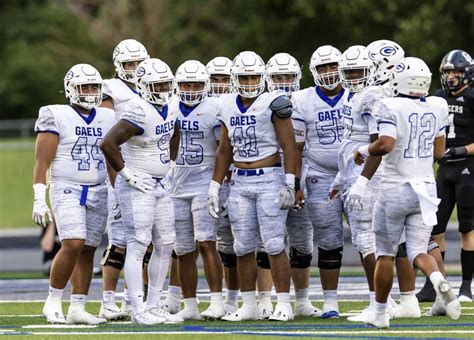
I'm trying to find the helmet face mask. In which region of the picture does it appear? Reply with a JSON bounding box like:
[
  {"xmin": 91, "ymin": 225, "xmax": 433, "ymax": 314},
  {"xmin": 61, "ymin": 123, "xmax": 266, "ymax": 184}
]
[
  {"xmin": 440, "ymin": 50, "xmax": 473, "ymax": 91},
  {"xmin": 310, "ymin": 45, "xmax": 342, "ymax": 90},
  {"xmin": 64, "ymin": 64, "xmax": 103, "ymax": 110},
  {"xmin": 135, "ymin": 58, "xmax": 174, "ymax": 106},
  {"xmin": 232, "ymin": 51, "xmax": 266, "ymax": 98},
  {"xmin": 390, "ymin": 57, "xmax": 432, "ymax": 98},
  {"xmin": 113, "ymin": 39, "xmax": 149, "ymax": 82},
  {"xmin": 266, "ymin": 53, "xmax": 301, "ymax": 95},
  {"xmin": 175, "ymin": 60, "xmax": 209, "ymax": 106},
  {"xmin": 339, "ymin": 46, "xmax": 376, "ymax": 93},
  {"xmin": 206, "ymin": 57, "xmax": 234, "ymax": 97}
]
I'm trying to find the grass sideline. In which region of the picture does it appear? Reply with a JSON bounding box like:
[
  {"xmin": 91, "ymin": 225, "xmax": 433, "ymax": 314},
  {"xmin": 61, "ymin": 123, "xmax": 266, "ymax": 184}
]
[
  {"xmin": 0, "ymin": 137, "xmax": 459, "ymax": 229},
  {"xmin": 0, "ymin": 301, "xmax": 473, "ymax": 339}
]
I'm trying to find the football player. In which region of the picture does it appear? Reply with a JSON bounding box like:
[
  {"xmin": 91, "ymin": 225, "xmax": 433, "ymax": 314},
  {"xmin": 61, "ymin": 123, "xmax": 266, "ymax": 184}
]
[
  {"xmin": 169, "ymin": 60, "xmax": 224, "ymax": 320},
  {"xmin": 100, "ymin": 58, "xmax": 180, "ymax": 325},
  {"xmin": 99, "ymin": 38, "xmax": 149, "ymax": 321},
  {"xmin": 33, "ymin": 64, "xmax": 115, "ymax": 325},
  {"xmin": 207, "ymin": 51, "xmax": 300, "ymax": 321},
  {"xmin": 352, "ymin": 57, "xmax": 460, "ymax": 328},
  {"xmin": 291, "ymin": 46, "xmax": 349, "ymax": 318},
  {"xmin": 418, "ymin": 50, "xmax": 474, "ymax": 305}
]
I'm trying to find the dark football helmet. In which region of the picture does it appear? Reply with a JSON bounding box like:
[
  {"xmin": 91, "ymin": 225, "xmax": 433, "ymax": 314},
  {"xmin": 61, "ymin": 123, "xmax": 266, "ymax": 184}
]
[{"xmin": 440, "ymin": 50, "xmax": 473, "ymax": 91}]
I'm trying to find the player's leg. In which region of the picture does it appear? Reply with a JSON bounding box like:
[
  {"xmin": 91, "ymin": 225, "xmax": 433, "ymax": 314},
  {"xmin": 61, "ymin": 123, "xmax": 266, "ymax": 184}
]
[
  {"xmin": 221, "ymin": 178, "xmax": 259, "ymax": 321},
  {"xmin": 162, "ymin": 251, "xmax": 181, "ymax": 313},
  {"xmin": 418, "ymin": 163, "xmax": 456, "ymax": 302},
  {"xmin": 193, "ymin": 194, "xmax": 224, "ymax": 319},
  {"xmin": 256, "ymin": 248, "xmax": 273, "ymax": 319},
  {"xmin": 142, "ymin": 244, "xmax": 153, "ymax": 301},
  {"xmin": 173, "ymin": 197, "xmax": 201, "ymax": 320}
]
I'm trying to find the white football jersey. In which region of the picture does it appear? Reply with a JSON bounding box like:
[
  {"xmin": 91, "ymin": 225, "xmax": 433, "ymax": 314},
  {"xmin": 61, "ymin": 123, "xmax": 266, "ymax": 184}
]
[
  {"xmin": 292, "ymin": 86, "xmax": 350, "ymax": 174},
  {"xmin": 373, "ymin": 96, "xmax": 449, "ymax": 187},
  {"xmin": 341, "ymin": 84, "xmax": 390, "ymax": 142},
  {"xmin": 120, "ymin": 97, "xmax": 179, "ymax": 177},
  {"xmin": 35, "ymin": 105, "xmax": 115, "ymax": 184},
  {"xmin": 218, "ymin": 91, "xmax": 286, "ymax": 163},
  {"xmin": 170, "ymin": 97, "xmax": 221, "ymax": 197},
  {"xmin": 102, "ymin": 78, "xmax": 139, "ymax": 120}
]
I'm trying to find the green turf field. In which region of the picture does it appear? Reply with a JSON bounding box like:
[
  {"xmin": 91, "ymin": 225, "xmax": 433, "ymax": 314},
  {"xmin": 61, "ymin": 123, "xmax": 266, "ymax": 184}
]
[{"xmin": 0, "ymin": 301, "xmax": 473, "ymax": 339}]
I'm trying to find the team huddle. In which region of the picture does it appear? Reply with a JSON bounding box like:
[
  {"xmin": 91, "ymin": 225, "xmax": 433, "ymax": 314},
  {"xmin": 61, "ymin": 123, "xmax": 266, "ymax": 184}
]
[{"xmin": 31, "ymin": 38, "xmax": 474, "ymax": 329}]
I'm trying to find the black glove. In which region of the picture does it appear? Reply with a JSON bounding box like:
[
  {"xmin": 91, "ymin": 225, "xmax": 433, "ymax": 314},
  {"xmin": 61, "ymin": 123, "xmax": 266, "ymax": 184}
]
[{"xmin": 441, "ymin": 146, "xmax": 468, "ymax": 162}]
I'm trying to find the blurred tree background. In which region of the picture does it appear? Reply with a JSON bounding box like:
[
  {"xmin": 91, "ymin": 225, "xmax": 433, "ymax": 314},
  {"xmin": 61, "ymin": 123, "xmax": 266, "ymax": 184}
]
[{"xmin": 0, "ymin": 0, "xmax": 473, "ymax": 119}]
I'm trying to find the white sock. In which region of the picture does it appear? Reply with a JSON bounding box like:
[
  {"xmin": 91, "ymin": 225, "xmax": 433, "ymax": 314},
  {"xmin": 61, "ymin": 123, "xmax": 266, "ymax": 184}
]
[
  {"xmin": 225, "ymin": 289, "xmax": 239, "ymax": 305},
  {"xmin": 183, "ymin": 297, "xmax": 198, "ymax": 310},
  {"xmin": 276, "ymin": 292, "xmax": 291, "ymax": 304},
  {"xmin": 167, "ymin": 285, "xmax": 182, "ymax": 302},
  {"xmin": 323, "ymin": 289, "xmax": 337, "ymax": 302},
  {"xmin": 146, "ymin": 244, "xmax": 173, "ymax": 310},
  {"xmin": 257, "ymin": 290, "xmax": 271, "ymax": 304},
  {"xmin": 145, "ymin": 284, "xmax": 161, "ymax": 311},
  {"xmin": 103, "ymin": 290, "xmax": 115, "ymax": 303},
  {"xmin": 48, "ymin": 286, "xmax": 64, "ymax": 301},
  {"xmin": 295, "ymin": 287, "xmax": 309, "ymax": 304},
  {"xmin": 374, "ymin": 301, "xmax": 387, "ymax": 315},
  {"xmin": 129, "ymin": 290, "xmax": 145, "ymax": 313},
  {"xmin": 70, "ymin": 294, "xmax": 87, "ymax": 309},
  {"xmin": 210, "ymin": 292, "xmax": 223, "ymax": 306},
  {"xmin": 242, "ymin": 291, "xmax": 256, "ymax": 306},
  {"xmin": 369, "ymin": 291, "xmax": 375, "ymax": 307},
  {"xmin": 123, "ymin": 288, "xmax": 130, "ymax": 303},
  {"xmin": 400, "ymin": 290, "xmax": 415, "ymax": 302},
  {"xmin": 429, "ymin": 271, "xmax": 444, "ymax": 289},
  {"xmin": 124, "ymin": 242, "xmax": 147, "ymax": 313}
]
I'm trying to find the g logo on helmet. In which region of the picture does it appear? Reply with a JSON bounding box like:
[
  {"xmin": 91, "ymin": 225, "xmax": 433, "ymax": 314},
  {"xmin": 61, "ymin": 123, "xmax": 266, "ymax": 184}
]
[
  {"xmin": 136, "ymin": 67, "xmax": 145, "ymax": 77},
  {"xmin": 65, "ymin": 71, "xmax": 74, "ymax": 81},
  {"xmin": 394, "ymin": 62, "xmax": 405, "ymax": 73},
  {"xmin": 380, "ymin": 46, "xmax": 396, "ymax": 56},
  {"xmin": 113, "ymin": 47, "xmax": 120, "ymax": 59}
]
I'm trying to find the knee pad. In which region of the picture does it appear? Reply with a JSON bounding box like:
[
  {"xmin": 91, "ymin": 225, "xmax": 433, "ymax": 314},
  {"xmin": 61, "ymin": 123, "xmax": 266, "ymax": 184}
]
[
  {"xmin": 428, "ymin": 238, "xmax": 440, "ymax": 253},
  {"xmin": 396, "ymin": 242, "xmax": 407, "ymax": 258},
  {"xmin": 256, "ymin": 252, "xmax": 271, "ymax": 269},
  {"xmin": 100, "ymin": 245, "xmax": 126, "ymax": 270},
  {"xmin": 219, "ymin": 251, "xmax": 237, "ymax": 268},
  {"xmin": 142, "ymin": 248, "xmax": 152, "ymax": 268},
  {"xmin": 318, "ymin": 247, "xmax": 343, "ymax": 270},
  {"xmin": 171, "ymin": 249, "xmax": 177, "ymax": 259},
  {"xmin": 289, "ymin": 247, "xmax": 312, "ymax": 269}
]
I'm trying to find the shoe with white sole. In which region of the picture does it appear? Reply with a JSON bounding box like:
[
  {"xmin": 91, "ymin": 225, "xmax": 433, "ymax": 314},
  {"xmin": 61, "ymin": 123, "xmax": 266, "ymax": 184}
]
[
  {"xmin": 366, "ymin": 310, "xmax": 390, "ymax": 329},
  {"xmin": 161, "ymin": 298, "xmax": 180, "ymax": 314},
  {"xmin": 201, "ymin": 304, "xmax": 225, "ymax": 320},
  {"xmin": 42, "ymin": 299, "xmax": 66, "ymax": 324},
  {"xmin": 269, "ymin": 302, "xmax": 294, "ymax": 321},
  {"xmin": 99, "ymin": 302, "xmax": 129, "ymax": 321},
  {"xmin": 224, "ymin": 303, "xmax": 238, "ymax": 316},
  {"xmin": 131, "ymin": 310, "xmax": 166, "ymax": 325},
  {"xmin": 148, "ymin": 307, "xmax": 183, "ymax": 323},
  {"xmin": 294, "ymin": 301, "xmax": 322, "ymax": 317},
  {"xmin": 435, "ymin": 280, "xmax": 461, "ymax": 320},
  {"xmin": 257, "ymin": 302, "xmax": 273, "ymax": 320},
  {"xmin": 176, "ymin": 307, "xmax": 202, "ymax": 321},
  {"xmin": 392, "ymin": 297, "xmax": 421, "ymax": 319},
  {"xmin": 424, "ymin": 297, "xmax": 446, "ymax": 316},
  {"xmin": 347, "ymin": 304, "xmax": 373, "ymax": 322},
  {"xmin": 458, "ymin": 281, "xmax": 472, "ymax": 303},
  {"xmin": 221, "ymin": 304, "xmax": 259, "ymax": 321},
  {"xmin": 120, "ymin": 300, "xmax": 133, "ymax": 314},
  {"xmin": 321, "ymin": 300, "xmax": 339, "ymax": 319},
  {"xmin": 66, "ymin": 307, "xmax": 107, "ymax": 325}
]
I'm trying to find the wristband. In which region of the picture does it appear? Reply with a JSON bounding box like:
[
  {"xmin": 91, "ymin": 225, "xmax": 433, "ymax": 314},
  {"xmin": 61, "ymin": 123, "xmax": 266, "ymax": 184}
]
[
  {"xmin": 285, "ymin": 173, "xmax": 295, "ymax": 190},
  {"xmin": 118, "ymin": 167, "xmax": 132, "ymax": 181},
  {"xmin": 33, "ymin": 183, "xmax": 47, "ymax": 201},
  {"xmin": 208, "ymin": 180, "xmax": 221, "ymax": 197},
  {"xmin": 358, "ymin": 145, "xmax": 370, "ymax": 157}
]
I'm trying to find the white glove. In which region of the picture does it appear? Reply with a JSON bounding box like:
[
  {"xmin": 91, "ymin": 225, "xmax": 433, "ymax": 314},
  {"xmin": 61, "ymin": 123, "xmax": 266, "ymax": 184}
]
[
  {"xmin": 277, "ymin": 174, "xmax": 296, "ymax": 210},
  {"xmin": 207, "ymin": 180, "xmax": 221, "ymax": 219},
  {"xmin": 118, "ymin": 167, "xmax": 154, "ymax": 193},
  {"xmin": 328, "ymin": 172, "xmax": 345, "ymax": 202},
  {"xmin": 32, "ymin": 183, "xmax": 52, "ymax": 228},
  {"xmin": 344, "ymin": 176, "xmax": 369, "ymax": 212},
  {"xmin": 163, "ymin": 160, "xmax": 175, "ymax": 190}
]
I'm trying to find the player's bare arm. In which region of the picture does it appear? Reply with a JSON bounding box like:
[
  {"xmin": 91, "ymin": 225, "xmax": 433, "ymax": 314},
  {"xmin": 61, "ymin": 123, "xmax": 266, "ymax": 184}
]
[
  {"xmin": 212, "ymin": 123, "xmax": 233, "ymax": 184},
  {"xmin": 169, "ymin": 123, "xmax": 180, "ymax": 162}
]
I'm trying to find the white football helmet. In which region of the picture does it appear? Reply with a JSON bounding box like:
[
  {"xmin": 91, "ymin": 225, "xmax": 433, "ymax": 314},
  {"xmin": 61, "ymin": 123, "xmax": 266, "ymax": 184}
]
[
  {"xmin": 310, "ymin": 45, "xmax": 342, "ymax": 90},
  {"xmin": 390, "ymin": 57, "xmax": 431, "ymax": 97},
  {"xmin": 135, "ymin": 58, "xmax": 174, "ymax": 106},
  {"xmin": 64, "ymin": 64, "xmax": 103, "ymax": 110},
  {"xmin": 175, "ymin": 60, "xmax": 209, "ymax": 106},
  {"xmin": 206, "ymin": 56, "xmax": 234, "ymax": 96},
  {"xmin": 265, "ymin": 53, "xmax": 301, "ymax": 94},
  {"xmin": 339, "ymin": 45, "xmax": 376, "ymax": 92},
  {"xmin": 367, "ymin": 40, "xmax": 405, "ymax": 84},
  {"xmin": 231, "ymin": 51, "xmax": 266, "ymax": 98},
  {"xmin": 113, "ymin": 39, "xmax": 149, "ymax": 82}
]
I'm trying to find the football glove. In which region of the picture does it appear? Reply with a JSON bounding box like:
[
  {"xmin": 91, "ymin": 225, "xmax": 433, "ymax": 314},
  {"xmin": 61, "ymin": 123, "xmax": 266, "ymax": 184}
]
[
  {"xmin": 207, "ymin": 180, "xmax": 221, "ymax": 219},
  {"xmin": 441, "ymin": 146, "xmax": 468, "ymax": 162},
  {"xmin": 32, "ymin": 183, "xmax": 52, "ymax": 228},
  {"xmin": 118, "ymin": 167, "xmax": 154, "ymax": 193},
  {"xmin": 344, "ymin": 176, "xmax": 369, "ymax": 212}
]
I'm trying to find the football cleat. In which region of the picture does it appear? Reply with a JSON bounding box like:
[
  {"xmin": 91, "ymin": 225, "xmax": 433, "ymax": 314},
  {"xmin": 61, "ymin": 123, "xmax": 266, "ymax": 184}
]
[
  {"xmin": 458, "ymin": 281, "xmax": 472, "ymax": 302},
  {"xmin": 294, "ymin": 301, "xmax": 322, "ymax": 317},
  {"xmin": 160, "ymin": 297, "xmax": 180, "ymax": 314},
  {"xmin": 268, "ymin": 302, "xmax": 294, "ymax": 322},
  {"xmin": 42, "ymin": 299, "xmax": 66, "ymax": 324},
  {"xmin": 176, "ymin": 307, "xmax": 202, "ymax": 321},
  {"xmin": 321, "ymin": 300, "xmax": 339, "ymax": 319},
  {"xmin": 223, "ymin": 302, "xmax": 239, "ymax": 315},
  {"xmin": 221, "ymin": 304, "xmax": 259, "ymax": 321},
  {"xmin": 392, "ymin": 296, "xmax": 421, "ymax": 319},
  {"xmin": 201, "ymin": 304, "xmax": 225, "ymax": 320},
  {"xmin": 131, "ymin": 310, "xmax": 166, "ymax": 325},
  {"xmin": 424, "ymin": 297, "xmax": 446, "ymax": 316},
  {"xmin": 435, "ymin": 280, "xmax": 461, "ymax": 320},
  {"xmin": 347, "ymin": 304, "xmax": 373, "ymax": 322},
  {"xmin": 365, "ymin": 310, "xmax": 390, "ymax": 329},
  {"xmin": 99, "ymin": 301, "xmax": 129, "ymax": 321},
  {"xmin": 257, "ymin": 301, "xmax": 273, "ymax": 320},
  {"xmin": 66, "ymin": 307, "xmax": 107, "ymax": 325},
  {"xmin": 147, "ymin": 307, "xmax": 183, "ymax": 323}
]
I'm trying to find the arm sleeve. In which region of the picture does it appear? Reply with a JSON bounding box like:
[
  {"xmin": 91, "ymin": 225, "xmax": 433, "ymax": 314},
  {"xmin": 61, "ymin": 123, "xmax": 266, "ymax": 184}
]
[{"xmin": 35, "ymin": 106, "xmax": 59, "ymax": 135}]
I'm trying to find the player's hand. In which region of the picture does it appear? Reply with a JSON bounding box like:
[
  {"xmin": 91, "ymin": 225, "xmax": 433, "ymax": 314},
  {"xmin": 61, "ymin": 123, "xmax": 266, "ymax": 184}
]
[
  {"xmin": 33, "ymin": 199, "xmax": 52, "ymax": 228},
  {"xmin": 440, "ymin": 146, "xmax": 468, "ymax": 163},
  {"xmin": 118, "ymin": 167, "xmax": 154, "ymax": 193},
  {"xmin": 207, "ymin": 180, "xmax": 221, "ymax": 219},
  {"xmin": 293, "ymin": 190, "xmax": 305, "ymax": 210},
  {"xmin": 163, "ymin": 160, "xmax": 175, "ymax": 190},
  {"xmin": 344, "ymin": 176, "xmax": 369, "ymax": 212},
  {"xmin": 354, "ymin": 145, "xmax": 370, "ymax": 165},
  {"xmin": 277, "ymin": 186, "xmax": 296, "ymax": 210},
  {"xmin": 328, "ymin": 172, "xmax": 344, "ymax": 202}
]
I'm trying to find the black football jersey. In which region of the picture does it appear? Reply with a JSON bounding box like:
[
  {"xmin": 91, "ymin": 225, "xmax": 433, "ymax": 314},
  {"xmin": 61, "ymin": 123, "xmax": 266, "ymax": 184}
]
[{"xmin": 434, "ymin": 87, "xmax": 474, "ymax": 148}]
